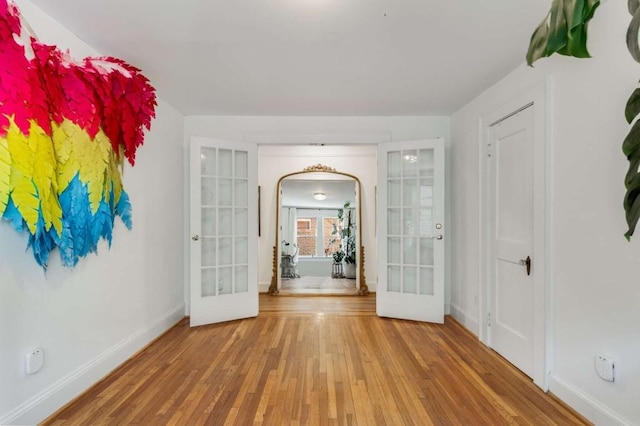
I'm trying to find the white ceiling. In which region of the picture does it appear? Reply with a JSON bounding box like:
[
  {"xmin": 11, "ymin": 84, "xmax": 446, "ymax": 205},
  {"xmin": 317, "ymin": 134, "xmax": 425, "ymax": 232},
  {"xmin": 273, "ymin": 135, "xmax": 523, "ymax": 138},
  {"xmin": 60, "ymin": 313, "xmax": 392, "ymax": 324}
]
[
  {"xmin": 282, "ymin": 179, "xmax": 355, "ymax": 209},
  {"xmin": 26, "ymin": 0, "xmax": 550, "ymax": 116}
]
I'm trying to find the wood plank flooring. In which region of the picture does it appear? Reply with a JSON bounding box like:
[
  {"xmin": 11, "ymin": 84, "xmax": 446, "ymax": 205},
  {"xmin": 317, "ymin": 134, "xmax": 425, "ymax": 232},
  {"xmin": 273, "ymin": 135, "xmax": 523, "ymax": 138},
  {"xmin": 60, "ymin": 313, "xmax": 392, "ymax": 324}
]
[{"xmin": 45, "ymin": 295, "xmax": 589, "ymax": 425}]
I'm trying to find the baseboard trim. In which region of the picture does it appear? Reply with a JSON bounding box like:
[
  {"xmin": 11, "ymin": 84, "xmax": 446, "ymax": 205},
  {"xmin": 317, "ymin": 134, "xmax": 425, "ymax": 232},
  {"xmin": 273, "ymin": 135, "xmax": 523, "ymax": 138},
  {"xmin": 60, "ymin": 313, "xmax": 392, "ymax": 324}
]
[
  {"xmin": 1, "ymin": 303, "xmax": 185, "ymax": 425},
  {"xmin": 549, "ymin": 374, "xmax": 634, "ymax": 426},
  {"xmin": 449, "ymin": 303, "xmax": 479, "ymax": 336}
]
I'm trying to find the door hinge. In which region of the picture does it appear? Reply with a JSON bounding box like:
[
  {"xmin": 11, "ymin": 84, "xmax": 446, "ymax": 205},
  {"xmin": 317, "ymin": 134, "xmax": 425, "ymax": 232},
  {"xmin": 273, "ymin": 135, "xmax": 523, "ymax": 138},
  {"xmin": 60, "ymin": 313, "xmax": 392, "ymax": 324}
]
[
  {"xmin": 487, "ymin": 144, "xmax": 492, "ymax": 158},
  {"xmin": 487, "ymin": 312, "xmax": 491, "ymax": 327}
]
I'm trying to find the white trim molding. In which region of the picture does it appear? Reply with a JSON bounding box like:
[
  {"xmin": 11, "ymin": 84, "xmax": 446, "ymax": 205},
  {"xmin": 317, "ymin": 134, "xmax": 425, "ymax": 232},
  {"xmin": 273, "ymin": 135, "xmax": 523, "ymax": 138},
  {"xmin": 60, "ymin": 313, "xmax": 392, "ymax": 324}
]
[
  {"xmin": 549, "ymin": 375, "xmax": 634, "ymax": 426},
  {"xmin": 450, "ymin": 303, "xmax": 480, "ymax": 337}
]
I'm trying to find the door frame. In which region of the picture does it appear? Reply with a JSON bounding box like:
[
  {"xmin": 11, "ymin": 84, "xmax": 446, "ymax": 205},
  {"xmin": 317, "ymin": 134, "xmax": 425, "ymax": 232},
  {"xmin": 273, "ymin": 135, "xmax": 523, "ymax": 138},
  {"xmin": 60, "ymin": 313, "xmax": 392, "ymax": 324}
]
[{"xmin": 479, "ymin": 80, "xmax": 552, "ymax": 390}]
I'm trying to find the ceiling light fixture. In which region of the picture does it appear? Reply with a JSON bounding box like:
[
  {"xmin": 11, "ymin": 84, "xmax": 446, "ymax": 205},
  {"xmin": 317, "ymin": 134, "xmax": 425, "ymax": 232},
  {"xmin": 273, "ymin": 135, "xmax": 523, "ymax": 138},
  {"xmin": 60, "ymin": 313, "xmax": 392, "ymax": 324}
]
[
  {"xmin": 313, "ymin": 192, "xmax": 327, "ymax": 201},
  {"xmin": 403, "ymin": 154, "xmax": 418, "ymax": 163}
]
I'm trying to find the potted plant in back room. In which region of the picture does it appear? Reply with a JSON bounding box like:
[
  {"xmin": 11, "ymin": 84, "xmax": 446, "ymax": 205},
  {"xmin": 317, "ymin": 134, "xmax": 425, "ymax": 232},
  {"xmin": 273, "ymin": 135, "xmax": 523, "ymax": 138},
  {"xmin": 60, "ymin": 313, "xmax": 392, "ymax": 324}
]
[{"xmin": 331, "ymin": 202, "xmax": 356, "ymax": 279}]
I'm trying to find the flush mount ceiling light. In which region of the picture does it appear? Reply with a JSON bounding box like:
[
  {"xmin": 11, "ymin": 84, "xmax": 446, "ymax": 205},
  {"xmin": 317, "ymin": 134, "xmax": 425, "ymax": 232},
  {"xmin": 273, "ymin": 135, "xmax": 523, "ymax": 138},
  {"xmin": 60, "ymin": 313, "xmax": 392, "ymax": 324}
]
[{"xmin": 313, "ymin": 192, "xmax": 327, "ymax": 201}]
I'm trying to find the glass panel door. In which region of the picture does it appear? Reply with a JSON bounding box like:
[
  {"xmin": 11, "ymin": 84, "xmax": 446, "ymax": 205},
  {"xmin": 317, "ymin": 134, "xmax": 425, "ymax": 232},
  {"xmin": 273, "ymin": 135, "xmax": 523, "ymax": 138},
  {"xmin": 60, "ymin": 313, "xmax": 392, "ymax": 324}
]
[
  {"xmin": 190, "ymin": 137, "xmax": 257, "ymax": 326},
  {"xmin": 377, "ymin": 139, "xmax": 444, "ymax": 323}
]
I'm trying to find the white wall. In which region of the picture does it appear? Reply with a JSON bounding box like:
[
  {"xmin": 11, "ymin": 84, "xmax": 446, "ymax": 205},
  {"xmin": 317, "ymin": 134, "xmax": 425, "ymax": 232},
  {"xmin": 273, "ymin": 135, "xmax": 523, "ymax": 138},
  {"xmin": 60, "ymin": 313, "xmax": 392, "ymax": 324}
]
[
  {"xmin": 0, "ymin": 1, "xmax": 185, "ymax": 424},
  {"xmin": 451, "ymin": 4, "xmax": 640, "ymax": 424},
  {"xmin": 185, "ymin": 116, "xmax": 451, "ymax": 297}
]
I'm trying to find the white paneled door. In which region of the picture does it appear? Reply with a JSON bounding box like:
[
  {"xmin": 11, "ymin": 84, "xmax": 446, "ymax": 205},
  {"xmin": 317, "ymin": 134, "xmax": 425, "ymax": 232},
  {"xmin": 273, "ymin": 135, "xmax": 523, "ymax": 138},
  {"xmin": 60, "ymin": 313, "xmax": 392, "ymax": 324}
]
[
  {"xmin": 488, "ymin": 106, "xmax": 534, "ymax": 377},
  {"xmin": 189, "ymin": 137, "xmax": 258, "ymax": 327},
  {"xmin": 377, "ymin": 139, "xmax": 445, "ymax": 323}
]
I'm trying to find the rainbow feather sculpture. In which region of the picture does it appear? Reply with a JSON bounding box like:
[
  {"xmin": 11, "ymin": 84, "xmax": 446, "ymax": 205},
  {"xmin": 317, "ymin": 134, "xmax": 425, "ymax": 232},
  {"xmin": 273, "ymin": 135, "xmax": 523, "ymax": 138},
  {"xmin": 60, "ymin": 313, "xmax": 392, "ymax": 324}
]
[{"xmin": 0, "ymin": 0, "xmax": 156, "ymax": 268}]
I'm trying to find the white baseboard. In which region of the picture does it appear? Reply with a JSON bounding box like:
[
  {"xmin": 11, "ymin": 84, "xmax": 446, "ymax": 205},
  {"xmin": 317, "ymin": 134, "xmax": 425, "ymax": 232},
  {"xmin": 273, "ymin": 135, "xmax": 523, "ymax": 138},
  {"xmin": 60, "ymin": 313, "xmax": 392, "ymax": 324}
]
[
  {"xmin": 1, "ymin": 303, "xmax": 185, "ymax": 425},
  {"xmin": 259, "ymin": 281, "xmax": 270, "ymax": 293},
  {"xmin": 449, "ymin": 303, "xmax": 479, "ymax": 336},
  {"xmin": 549, "ymin": 375, "xmax": 634, "ymax": 426}
]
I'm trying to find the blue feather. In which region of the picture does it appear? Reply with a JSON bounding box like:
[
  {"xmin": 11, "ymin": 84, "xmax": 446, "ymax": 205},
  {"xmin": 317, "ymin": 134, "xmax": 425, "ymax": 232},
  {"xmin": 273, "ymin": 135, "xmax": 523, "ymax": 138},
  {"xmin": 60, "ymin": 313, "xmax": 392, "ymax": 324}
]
[
  {"xmin": 115, "ymin": 190, "xmax": 132, "ymax": 229},
  {"xmin": 2, "ymin": 197, "xmax": 27, "ymax": 232},
  {"xmin": 90, "ymin": 198, "xmax": 113, "ymax": 249}
]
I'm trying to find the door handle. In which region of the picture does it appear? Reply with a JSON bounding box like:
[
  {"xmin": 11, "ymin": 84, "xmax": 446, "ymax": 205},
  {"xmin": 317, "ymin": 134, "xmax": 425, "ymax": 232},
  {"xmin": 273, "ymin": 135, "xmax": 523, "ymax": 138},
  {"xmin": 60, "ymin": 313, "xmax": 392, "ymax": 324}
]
[
  {"xmin": 192, "ymin": 234, "xmax": 200, "ymax": 241},
  {"xmin": 519, "ymin": 256, "xmax": 531, "ymax": 276}
]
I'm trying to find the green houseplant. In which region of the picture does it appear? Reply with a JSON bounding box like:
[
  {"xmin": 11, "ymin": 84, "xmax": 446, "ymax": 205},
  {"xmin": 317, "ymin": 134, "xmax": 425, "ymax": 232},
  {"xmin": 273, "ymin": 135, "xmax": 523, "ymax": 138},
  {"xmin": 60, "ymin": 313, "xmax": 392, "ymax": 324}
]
[
  {"xmin": 526, "ymin": 0, "xmax": 600, "ymax": 67},
  {"xmin": 526, "ymin": 1, "xmax": 640, "ymax": 239},
  {"xmin": 330, "ymin": 202, "xmax": 356, "ymax": 278}
]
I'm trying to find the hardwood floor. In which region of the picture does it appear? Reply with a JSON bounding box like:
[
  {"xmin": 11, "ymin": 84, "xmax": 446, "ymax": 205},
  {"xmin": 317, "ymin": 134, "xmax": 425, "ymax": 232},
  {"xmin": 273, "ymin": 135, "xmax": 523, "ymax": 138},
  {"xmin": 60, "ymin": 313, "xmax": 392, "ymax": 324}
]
[{"xmin": 45, "ymin": 295, "xmax": 589, "ymax": 425}]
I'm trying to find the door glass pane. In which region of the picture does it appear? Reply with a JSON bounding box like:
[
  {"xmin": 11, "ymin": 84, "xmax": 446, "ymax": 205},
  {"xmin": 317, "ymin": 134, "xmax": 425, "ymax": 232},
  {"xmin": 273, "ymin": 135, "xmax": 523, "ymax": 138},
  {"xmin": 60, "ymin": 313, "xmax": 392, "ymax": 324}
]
[
  {"xmin": 219, "ymin": 178, "xmax": 233, "ymax": 206},
  {"xmin": 387, "ymin": 237, "xmax": 401, "ymax": 264},
  {"xmin": 403, "ymin": 266, "xmax": 417, "ymax": 294},
  {"xmin": 419, "ymin": 149, "xmax": 434, "ymax": 176},
  {"xmin": 403, "ymin": 179, "xmax": 417, "ymax": 207},
  {"xmin": 387, "ymin": 266, "xmax": 401, "ymax": 292},
  {"xmin": 419, "ymin": 238, "xmax": 434, "ymax": 266},
  {"xmin": 202, "ymin": 208, "xmax": 216, "ymax": 236},
  {"xmin": 388, "ymin": 180, "xmax": 401, "ymax": 206},
  {"xmin": 235, "ymin": 237, "xmax": 248, "ymax": 264},
  {"xmin": 419, "ymin": 268, "xmax": 435, "ymax": 295},
  {"xmin": 234, "ymin": 209, "xmax": 248, "ymax": 235},
  {"xmin": 235, "ymin": 151, "xmax": 248, "ymax": 178},
  {"xmin": 235, "ymin": 266, "xmax": 248, "ymax": 293},
  {"xmin": 388, "ymin": 209, "xmax": 401, "ymax": 235},
  {"xmin": 418, "ymin": 209, "xmax": 433, "ymax": 235},
  {"xmin": 201, "ymin": 177, "xmax": 216, "ymax": 206},
  {"xmin": 219, "ymin": 267, "xmax": 232, "ymax": 295},
  {"xmin": 219, "ymin": 208, "xmax": 232, "ymax": 235},
  {"xmin": 219, "ymin": 149, "xmax": 233, "ymax": 177},
  {"xmin": 201, "ymin": 147, "xmax": 216, "ymax": 175},
  {"xmin": 402, "ymin": 150, "xmax": 418, "ymax": 177},
  {"xmin": 201, "ymin": 268, "xmax": 216, "ymax": 297},
  {"xmin": 402, "ymin": 209, "xmax": 414, "ymax": 235},
  {"xmin": 419, "ymin": 180, "xmax": 433, "ymax": 207},
  {"xmin": 403, "ymin": 238, "xmax": 417, "ymax": 265},
  {"xmin": 388, "ymin": 151, "xmax": 401, "ymax": 178},
  {"xmin": 201, "ymin": 237, "xmax": 216, "ymax": 267},
  {"xmin": 235, "ymin": 179, "xmax": 248, "ymax": 206},
  {"xmin": 219, "ymin": 237, "xmax": 232, "ymax": 265}
]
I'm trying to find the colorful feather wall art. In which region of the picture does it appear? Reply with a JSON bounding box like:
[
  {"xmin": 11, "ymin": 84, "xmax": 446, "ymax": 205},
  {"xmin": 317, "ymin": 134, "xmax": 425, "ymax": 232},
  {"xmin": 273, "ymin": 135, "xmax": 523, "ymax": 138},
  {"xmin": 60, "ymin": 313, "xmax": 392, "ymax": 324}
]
[{"xmin": 0, "ymin": 0, "xmax": 156, "ymax": 269}]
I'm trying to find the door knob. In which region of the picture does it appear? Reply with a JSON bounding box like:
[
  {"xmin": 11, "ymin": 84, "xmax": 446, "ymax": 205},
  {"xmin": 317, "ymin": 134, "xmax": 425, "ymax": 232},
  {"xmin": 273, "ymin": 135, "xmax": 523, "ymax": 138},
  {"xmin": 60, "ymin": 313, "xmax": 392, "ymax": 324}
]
[
  {"xmin": 435, "ymin": 234, "xmax": 443, "ymax": 240},
  {"xmin": 192, "ymin": 234, "xmax": 200, "ymax": 241},
  {"xmin": 519, "ymin": 256, "xmax": 531, "ymax": 275}
]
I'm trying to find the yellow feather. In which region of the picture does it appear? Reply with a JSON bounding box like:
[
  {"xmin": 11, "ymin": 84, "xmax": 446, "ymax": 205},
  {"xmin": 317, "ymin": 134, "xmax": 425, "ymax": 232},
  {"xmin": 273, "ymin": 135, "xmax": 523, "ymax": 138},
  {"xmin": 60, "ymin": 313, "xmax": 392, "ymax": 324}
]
[
  {"xmin": 53, "ymin": 121, "xmax": 79, "ymax": 195},
  {"xmin": 6, "ymin": 121, "xmax": 38, "ymax": 233},
  {"xmin": 0, "ymin": 136, "xmax": 10, "ymax": 217},
  {"xmin": 71, "ymin": 125, "xmax": 110, "ymax": 214},
  {"xmin": 30, "ymin": 122, "xmax": 61, "ymax": 234}
]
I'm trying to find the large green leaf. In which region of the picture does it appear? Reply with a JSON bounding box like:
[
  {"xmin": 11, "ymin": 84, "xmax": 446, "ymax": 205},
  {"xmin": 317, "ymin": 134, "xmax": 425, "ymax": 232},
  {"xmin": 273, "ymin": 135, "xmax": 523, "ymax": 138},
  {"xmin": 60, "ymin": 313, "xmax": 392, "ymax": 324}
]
[
  {"xmin": 623, "ymin": 113, "xmax": 640, "ymax": 240},
  {"xmin": 625, "ymin": 85, "xmax": 640, "ymax": 124},
  {"xmin": 526, "ymin": 0, "xmax": 601, "ymax": 66}
]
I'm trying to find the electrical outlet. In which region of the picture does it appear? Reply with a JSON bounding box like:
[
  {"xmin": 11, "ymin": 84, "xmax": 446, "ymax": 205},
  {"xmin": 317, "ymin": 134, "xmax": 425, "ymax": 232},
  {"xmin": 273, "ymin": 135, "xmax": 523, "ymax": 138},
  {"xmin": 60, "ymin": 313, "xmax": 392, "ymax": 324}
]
[
  {"xmin": 595, "ymin": 355, "xmax": 614, "ymax": 382},
  {"xmin": 25, "ymin": 347, "xmax": 44, "ymax": 375}
]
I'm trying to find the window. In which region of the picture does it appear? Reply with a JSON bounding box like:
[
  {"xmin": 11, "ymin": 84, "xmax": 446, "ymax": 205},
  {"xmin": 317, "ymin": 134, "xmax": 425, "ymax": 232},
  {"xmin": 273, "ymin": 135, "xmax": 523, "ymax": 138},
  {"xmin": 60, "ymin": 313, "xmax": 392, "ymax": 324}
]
[
  {"xmin": 295, "ymin": 215, "xmax": 342, "ymax": 257},
  {"xmin": 323, "ymin": 218, "xmax": 342, "ymax": 255},
  {"xmin": 296, "ymin": 218, "xmax": 317, "ymax": 256}
]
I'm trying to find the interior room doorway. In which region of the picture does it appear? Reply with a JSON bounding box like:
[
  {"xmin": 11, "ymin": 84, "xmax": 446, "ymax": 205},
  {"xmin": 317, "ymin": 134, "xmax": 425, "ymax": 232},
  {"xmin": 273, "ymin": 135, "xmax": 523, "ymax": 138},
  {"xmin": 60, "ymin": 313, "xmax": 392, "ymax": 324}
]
[{"xmin": 270, "ymin": 165, "xmax": 368, "ymax": 296}]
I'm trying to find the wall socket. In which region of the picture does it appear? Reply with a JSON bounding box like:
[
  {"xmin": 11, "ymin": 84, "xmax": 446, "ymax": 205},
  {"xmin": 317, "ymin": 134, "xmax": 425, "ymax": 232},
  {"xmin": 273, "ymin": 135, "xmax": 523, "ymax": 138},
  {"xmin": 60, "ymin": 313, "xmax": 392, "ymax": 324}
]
[
  {"xmin": 595, "ymin": 355, "xmax": 614, "ymax": 382},
  {"xmin": 25, "ymin": 347, "xmax": 44, "ymax": 375}
]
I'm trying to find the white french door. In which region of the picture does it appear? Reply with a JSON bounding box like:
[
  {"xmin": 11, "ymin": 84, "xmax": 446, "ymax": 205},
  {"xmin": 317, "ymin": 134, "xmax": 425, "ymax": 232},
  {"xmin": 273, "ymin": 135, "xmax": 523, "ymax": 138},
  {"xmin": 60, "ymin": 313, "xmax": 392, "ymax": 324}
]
[
  {"xmin": 189, "ymin": 137, "xmax": 258, "ymax": 327},
  {"xmin": 377, "ymin": 139, "xmax": 445, "ymax": 323}
]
